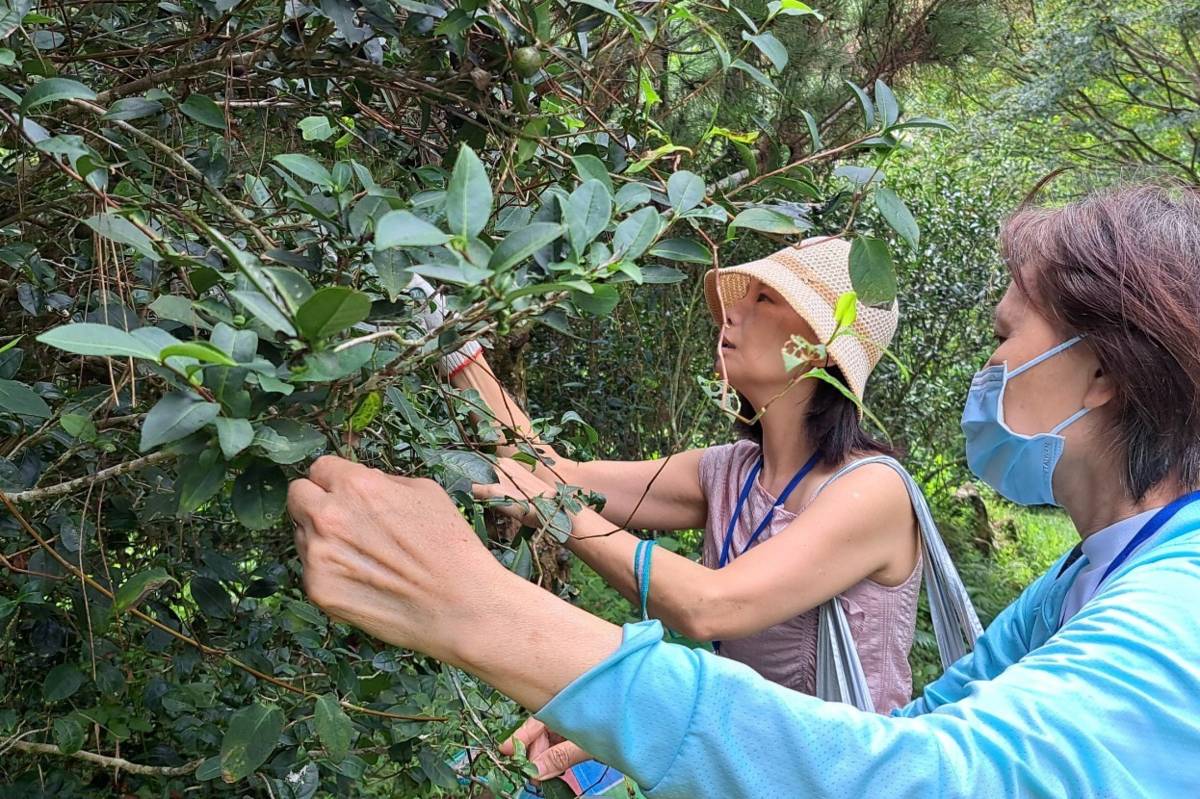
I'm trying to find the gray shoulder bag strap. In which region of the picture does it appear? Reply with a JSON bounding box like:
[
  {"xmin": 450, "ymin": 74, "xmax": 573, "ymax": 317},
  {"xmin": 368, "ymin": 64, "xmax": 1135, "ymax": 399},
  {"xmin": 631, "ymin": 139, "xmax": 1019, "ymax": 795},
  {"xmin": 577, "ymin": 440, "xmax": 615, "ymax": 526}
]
[{"xmin": 812, "ymin": 456, "xmax": 984, "ymax": 712}]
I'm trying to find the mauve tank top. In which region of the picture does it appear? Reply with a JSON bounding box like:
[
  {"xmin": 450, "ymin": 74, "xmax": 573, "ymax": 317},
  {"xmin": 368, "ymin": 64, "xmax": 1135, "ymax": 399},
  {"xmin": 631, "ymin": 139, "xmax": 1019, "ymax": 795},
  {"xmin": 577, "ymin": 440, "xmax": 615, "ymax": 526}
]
[{"xmin": 698, "ymin": 439, "xmax": 922, "ymax": 713}]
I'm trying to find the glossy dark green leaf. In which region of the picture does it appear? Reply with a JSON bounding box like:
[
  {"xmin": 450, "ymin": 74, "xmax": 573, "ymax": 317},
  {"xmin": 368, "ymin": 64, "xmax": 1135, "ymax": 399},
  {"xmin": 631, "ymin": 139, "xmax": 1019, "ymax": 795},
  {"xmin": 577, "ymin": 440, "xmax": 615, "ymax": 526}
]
[
  {"xmin": 190, "ymin": 575, "xmax": 233, "ymax": 619},
  {"xmin": 666, "ymin": 171, "xmax": 705, "ymax": 213},
  {"xmin": 139, "ymin": 393, "xmax": 220, "ymax": 452},
  {"xmin": 53, "ymin": 716, "xmax": 85, "ymax": 754},
  {"xmin": 219, "ymin": 703, "xmax": 284, "ymax": 783},
  {"xmin": 489, "ymin": 223, "xmax": 565, "ymax": 273},
  {"xmin": 570, "ymin": 154, "xmax": 614, "ymax": 196},
  {"xmin": 43, "ymin": 664, "xmax": 85, "ymax": 702},
  {"xmin": 314, "ymin": 693, "xmax": 352, "ymax": 762},
  {"xmin": 232, "ymin": 460, "xmax": 288, "ymax": 530},
  {"xmin": 295, "ymin": 287, "xmax": 372, "ymax": 341},
  {"xmin": 445, "ymin": 145, "xmax": 491, "ymax": 238},
  {"xmin": 848, "ymin": 236, "xmax": 898, "ymax": 306},
  {"xmin": 20, "ymin": 78, "xmax": 96, "ymax": 114},
  {"xmin": 375, "ymin": 210, "xmax": 451, "ymax": 249},
  {"xmin": 566, "ymin": 180, "xmax": 612, "ymax": 254},
  {"xmin": 611, "ymin": 207, "xmax": 661, "ymax": 260},
  {"xmin": 180, "ymin": 94, "xmax": 226, "ymax": 130},
  {"xmin": 648, "ymin": 237, "xmax": 711, "ymax": 264},
  {"xmin": 272, "ymin": 154, "xmax": 333, "ymax": 188},
  {"xmin": 571, "ymin": 284, "xmax": 620, "ymax": 316},
  {"xmin": 0, "ymin": 379, "xmax": 50, "ymax": 418}
]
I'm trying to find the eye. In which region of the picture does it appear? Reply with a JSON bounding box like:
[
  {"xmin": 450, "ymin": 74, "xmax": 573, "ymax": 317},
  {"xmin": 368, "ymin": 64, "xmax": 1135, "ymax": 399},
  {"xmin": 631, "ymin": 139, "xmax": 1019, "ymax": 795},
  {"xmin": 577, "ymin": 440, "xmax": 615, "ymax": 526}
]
[{"xmin": 756, "ymin": 292, "xmax": 772, "ymax": 303}]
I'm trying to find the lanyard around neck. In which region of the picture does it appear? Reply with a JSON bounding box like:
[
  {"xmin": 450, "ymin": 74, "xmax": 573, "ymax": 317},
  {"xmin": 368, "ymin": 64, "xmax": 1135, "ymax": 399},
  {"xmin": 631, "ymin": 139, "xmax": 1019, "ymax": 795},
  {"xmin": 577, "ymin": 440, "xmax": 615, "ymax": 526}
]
[
  {"xmin": 1096, "ymin": 489, "xmax": 1200, "ymax": 585},
  {"xmin": 718, "ymin": 451, "xmax": 821, "ymax": 569}
]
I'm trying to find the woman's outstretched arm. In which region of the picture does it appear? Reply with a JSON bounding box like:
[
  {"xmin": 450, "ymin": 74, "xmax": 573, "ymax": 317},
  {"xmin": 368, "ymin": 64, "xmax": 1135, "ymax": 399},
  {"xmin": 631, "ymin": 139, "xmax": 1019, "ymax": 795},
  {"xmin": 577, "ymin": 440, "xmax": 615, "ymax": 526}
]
[{"xmin": 451, "ymin": 355, "xmax": 708, "ymax": 531}]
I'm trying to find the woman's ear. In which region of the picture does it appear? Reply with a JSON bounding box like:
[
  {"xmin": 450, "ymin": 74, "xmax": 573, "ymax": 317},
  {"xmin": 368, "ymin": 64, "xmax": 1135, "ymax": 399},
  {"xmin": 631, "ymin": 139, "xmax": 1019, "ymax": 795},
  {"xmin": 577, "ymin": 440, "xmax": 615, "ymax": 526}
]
[{"xmin": 1082, "ymin": 363, "xmax": 1117, "ymax": 411}]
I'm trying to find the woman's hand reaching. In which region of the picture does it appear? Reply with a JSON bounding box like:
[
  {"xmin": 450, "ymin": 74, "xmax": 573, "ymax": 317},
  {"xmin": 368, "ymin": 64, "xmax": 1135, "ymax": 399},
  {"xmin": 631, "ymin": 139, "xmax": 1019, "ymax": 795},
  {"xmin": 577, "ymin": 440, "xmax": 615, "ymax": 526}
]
[
  {"xmin": 500, "ymin": 717, "xmax": 593, "ymax": 781},
  {"xmin": 472, "ymin": 457, "xmax": 560, "ymax": 528}
]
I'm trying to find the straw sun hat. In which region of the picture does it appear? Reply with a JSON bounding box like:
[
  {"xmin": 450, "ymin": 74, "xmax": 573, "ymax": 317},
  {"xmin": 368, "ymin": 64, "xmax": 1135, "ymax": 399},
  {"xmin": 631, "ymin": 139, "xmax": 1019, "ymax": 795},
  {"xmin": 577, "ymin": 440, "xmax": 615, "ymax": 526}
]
[{"xmin": 703, "ymin": 236, "xmax": 899, "ymax": 402}]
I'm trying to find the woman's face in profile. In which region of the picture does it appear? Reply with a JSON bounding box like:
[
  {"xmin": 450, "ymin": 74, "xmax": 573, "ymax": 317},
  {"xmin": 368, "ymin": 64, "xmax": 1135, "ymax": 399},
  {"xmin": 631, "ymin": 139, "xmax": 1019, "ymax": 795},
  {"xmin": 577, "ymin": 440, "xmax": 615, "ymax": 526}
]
[
  {"xmin": 716, "ymin": 277, "xmax": 818, "ymax": 400},
  {"xmin": 986, "ymin": 280, "xmax": 1096, "ymax": 438}
]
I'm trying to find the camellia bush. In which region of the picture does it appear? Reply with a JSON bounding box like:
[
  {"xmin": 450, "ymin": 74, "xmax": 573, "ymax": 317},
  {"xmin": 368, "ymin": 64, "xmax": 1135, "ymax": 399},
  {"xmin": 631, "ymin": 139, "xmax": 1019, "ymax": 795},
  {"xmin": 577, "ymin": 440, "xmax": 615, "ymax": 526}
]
[{"xmin": 0, "ymin": 0, "xmax": 946, "ymax": 795}]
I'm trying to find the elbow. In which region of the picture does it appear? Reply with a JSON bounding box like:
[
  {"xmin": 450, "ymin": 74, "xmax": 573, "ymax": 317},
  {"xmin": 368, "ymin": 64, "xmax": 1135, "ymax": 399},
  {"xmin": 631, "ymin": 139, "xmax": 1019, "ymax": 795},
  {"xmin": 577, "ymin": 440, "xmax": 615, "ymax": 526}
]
[{"xmin": 671, "ymin": 585, "xmax": 738, "ymax": 642}]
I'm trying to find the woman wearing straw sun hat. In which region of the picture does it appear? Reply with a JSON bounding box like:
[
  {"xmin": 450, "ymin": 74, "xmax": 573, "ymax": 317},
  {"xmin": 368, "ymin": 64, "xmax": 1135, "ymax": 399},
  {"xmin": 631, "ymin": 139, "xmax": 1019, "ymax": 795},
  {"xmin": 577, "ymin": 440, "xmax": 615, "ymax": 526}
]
[{"xmin": 429, "ymin": 235, "xmax": 980, "ymax": 788}]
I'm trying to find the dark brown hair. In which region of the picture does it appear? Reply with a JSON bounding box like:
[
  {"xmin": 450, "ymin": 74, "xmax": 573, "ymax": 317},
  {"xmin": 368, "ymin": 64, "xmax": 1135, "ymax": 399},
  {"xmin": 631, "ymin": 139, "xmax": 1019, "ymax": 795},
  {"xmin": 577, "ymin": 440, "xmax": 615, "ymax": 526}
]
[
  {"xmin": 738, "ymin": 364, "xmax": 898, "ymax": 466},
  {"xmin": 1003, "ymin": 182, "xmax": 1200, "ymax": 500}
]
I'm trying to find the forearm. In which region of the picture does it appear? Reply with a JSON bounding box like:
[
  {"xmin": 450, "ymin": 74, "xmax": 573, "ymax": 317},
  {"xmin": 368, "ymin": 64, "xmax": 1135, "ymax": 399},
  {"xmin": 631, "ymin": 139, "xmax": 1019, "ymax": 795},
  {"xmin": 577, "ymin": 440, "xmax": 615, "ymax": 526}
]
[
  {"xmin": 566, "ymin": 508, "xmax": 723, "ymax": 637},
  {"xmin": 444, "ymin": 567, "xmax": 622, "ymax": 710}
]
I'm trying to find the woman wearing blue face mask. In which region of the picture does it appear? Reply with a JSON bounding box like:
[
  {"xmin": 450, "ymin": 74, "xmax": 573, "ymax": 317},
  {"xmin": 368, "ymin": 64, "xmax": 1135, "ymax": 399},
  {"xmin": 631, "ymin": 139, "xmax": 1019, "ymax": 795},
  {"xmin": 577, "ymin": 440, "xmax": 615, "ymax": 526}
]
[{"xmin": 290, "ymin": 182, "xmax": 1200, "ymax": 798}]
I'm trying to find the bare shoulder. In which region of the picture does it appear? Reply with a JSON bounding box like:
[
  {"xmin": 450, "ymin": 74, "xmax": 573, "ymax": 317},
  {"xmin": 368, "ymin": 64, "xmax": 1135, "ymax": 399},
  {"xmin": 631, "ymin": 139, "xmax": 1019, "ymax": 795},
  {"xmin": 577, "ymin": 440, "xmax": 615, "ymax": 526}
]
[{"xmin": 811, "ymin": 454, "xmax": 914, "ymax": 520}]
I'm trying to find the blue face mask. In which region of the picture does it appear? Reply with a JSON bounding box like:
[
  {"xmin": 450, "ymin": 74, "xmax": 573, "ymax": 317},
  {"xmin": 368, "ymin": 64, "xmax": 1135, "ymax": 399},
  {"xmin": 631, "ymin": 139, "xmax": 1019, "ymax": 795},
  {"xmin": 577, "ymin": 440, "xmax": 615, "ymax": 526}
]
[{"xmin": 961, "ymin": 336, "xmax": 1089, "ymax": 507}]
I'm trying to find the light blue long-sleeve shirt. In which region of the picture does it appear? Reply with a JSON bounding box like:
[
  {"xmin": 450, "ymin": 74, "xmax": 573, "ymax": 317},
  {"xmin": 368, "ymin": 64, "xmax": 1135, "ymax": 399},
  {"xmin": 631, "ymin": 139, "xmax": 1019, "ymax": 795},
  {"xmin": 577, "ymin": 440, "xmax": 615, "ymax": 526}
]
[{"xmin": 536, "ymin": 502, "xmax": 1200, "ymax": 797}]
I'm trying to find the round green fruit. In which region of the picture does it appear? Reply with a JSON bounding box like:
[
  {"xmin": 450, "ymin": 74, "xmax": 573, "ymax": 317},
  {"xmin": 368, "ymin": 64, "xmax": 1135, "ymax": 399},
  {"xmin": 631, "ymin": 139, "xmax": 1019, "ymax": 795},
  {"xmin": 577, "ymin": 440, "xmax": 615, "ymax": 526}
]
[{"xmin": 512, "ymin": 47, "xmax": 543, "ymax": 78}]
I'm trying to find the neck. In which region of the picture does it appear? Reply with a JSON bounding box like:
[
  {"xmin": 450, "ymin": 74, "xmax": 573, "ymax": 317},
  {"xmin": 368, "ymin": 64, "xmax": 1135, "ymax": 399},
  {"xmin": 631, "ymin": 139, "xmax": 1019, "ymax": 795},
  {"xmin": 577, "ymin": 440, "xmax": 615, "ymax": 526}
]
[
  {"xmin": 752, "ymin": 381, "xmax": 818, "ymax": 491},
  {"xmin": 1057, "ymin": 453, "xmax": 1189, "ymax": 538}
]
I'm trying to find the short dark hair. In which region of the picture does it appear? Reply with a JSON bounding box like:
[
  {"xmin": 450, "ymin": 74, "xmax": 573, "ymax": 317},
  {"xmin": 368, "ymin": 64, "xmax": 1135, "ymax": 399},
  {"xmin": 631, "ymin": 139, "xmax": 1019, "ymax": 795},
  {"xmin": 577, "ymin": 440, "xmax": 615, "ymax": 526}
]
[
  {"xmin": 1003, "ymin": 182, "xmax": 1200, "ymax": 500},
  {"xmin": 738, "ymin": 364, "xmax": 898, "ymax": 466}
]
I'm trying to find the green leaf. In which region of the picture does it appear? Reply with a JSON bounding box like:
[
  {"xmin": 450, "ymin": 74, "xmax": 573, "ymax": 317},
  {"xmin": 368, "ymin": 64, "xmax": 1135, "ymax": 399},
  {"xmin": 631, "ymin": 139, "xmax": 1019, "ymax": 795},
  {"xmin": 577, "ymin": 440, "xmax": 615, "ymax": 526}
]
[
  {"xmin": 730, "ymin": 207, "xmax": 810, "ymax": 235},
  {"xmin": 102, "ymin": 97, "xmax": 163, "ymax": 121},
  {"xmin": 19, "ymin": 78, "xmax": 96, "ymax": 114},
  {"xmin": 874, "ymin": 79, "xmax": 900, "ymax": 128},
  {"xmin": 349, "ymin": 390, "xmax": 383, "ymax": 433},
  {"xmin": 570, "ymin": 154, "xmax": 614, "ymax": 196},
  {"xmin": 648, "ymin": 237, "xmax": 710, "ymax": 264},
  {"xmin": 37, "ymin": 323, "xmax": 160, "ymax": 360},
  {"xmin": 215, "ymin": 417, "xmax": 254, "ymax": 459},
  {"xmin": 640, "ymin": 265, "xmax": 687, "ymax": 284},
  {"xmin": 834, "ymin": 290, "xmax": 858, "ymax": 329},
  {"xmin": 666, "ymin": 171, "xmax": 705, "ymax": 214},
  {"xmin": 768, "ymin": 0, "xmax": 823, "ymax": 19},
  {"xmin": 299, "ymin": 115, "xmax": 334, "ymax": 141},
  {"xmin": 890, "ymin": 115, "xmax": 955, "ymax": 132},
  {"xmin": 489, "ymin": 223, "xmax": 565, "ymax": 273},
  {"xmin": 614, "ymin": 182, "xmax": 649, "ymax": 212},
  {"xmin": 176, "ymin": 449, "xmax": 226, "ymax": 514},
  {"xmin": 0, "ymin": 379, "xmax": 50, "ymax": 418},
  {"xmin": 445, "ymin": 145, "xmax": 491, "ymax": 238},
  {"xmin": 730, "ymin": 59, "xmax": 777, "ymax": 93},
  {"xmin": 113, "ymin": 567, "xmax": 177, "ymax": 614},
  {"xmin": 43, "ymin": 664, "xmax": 85, "ymax": 702},
  {"xmin": 272, "ymin": 154, "xmax": 333, "ymax": 189},
  {"xmin": 219, "ymin": 703, "xmax": 284, "ymax": 783},
  {"xmin": 232, "ymin": 460, "xmax": 288, "ymax": 530},
  {"xmin": 571, "ymin": 284, "xmax": 620, "ymax": 316},
  {"xmin": 874, "ymin": 187, "xmax": 919, "ymax": 249},
  {"xmin": 180, "ymin": 94, "xmax": 226, "ymax": 130},
  {"xmin": 611, "ymin": 207, "xmax": 661, "ymax": 260},
  {"xmin": 190, "ymin": 575, "xmax": 233, "ymax": 619},
  {"xmin": 566, "ymin": 180, "xmax": 612, "ymax": 254},
  {"xmin": 83, "ymin": 213, "xmax": 159, "ymax": 262},
  {"xmin": 53, "ymin": 716, "xmax": 85, "ymax": 755},
  {"xmin": 742, "ymin": 31, "xmax": 788, "ymax": 71},
  {"xmin": 314, "ymin": 694, "xmax": 352, "ymax": 762},
  {"xmin": 230, "ymin": 291, "xmax": 297, "ymax": 337},
  {"xmin": 252, "ymin": 420, "xmax": 324, "ymax": 464},
  {"xmin": 374, "ymin": 210, "xmax": 451, "ymax": 249},
  {"xmin": 848, "ymin": 236, "xmax": 897, "ymax": 306},
  {"xmin": 160, "ymin": 342, "xmax": 237, "ymax": 367},
  {"xmin": 800, "ymin": 109, "xmax": 823, "ymax": 151},
  {"xmin": 139, "ymin": 393, "xmax": 220, "ymax": 452},
  {"xmin": 845, "ymin": 81, "xmax": 875, "ymax": 127},
  {"xmin": 149, "ymin": 294, "xmax": 208, "ymax": 329},
  {"xmin": 295, "ymin": 287, "xmax": 372, "ymax": 341}
]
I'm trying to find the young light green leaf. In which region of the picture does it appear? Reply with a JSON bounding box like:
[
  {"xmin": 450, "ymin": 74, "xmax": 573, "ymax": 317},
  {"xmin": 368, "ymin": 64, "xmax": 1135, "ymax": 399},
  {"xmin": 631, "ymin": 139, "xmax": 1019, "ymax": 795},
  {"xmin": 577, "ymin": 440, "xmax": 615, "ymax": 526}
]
[
  {"xmin": 113, "ymin": 567, "xmax": 177, "ymax": 614},
  {"xmin": 83, "ymin": 213, "xmax": 159, "ymax": 262},
  {"xmin": 272, "ymin": 154, "xmax": 333, "ymax": 189},
  {"xmin": 848, "ymin": 236, "xmax": 898, "ymax": 306},
  {"xmin": 43, "ymin": 664, "xmax": 85, "ymax": 702},
  {"xmin": 294, "ymin": 287, "xmax": 372, "ymax": 341},
  {"xmin": 0, "ymin": 379, "xmax": 51, "ymax": 418},
  {"xmin": 611, "ymin": 207, "xmax": 661, "ymax": 261},
  {"xmin": 219, "ymin": 703, "xmax": 284, "ymax": 783},
  {"xmin": 666, "ymin": 171, "xmax": 705, "ymax": 214},
  {"xmin": 19, "ymin": 78, "xmax": 96, "ymax": 114},
  {"xmin": 314, "ymin": 693, "xmax": 353, "ymax": 762},
  {"xmin": 180, "ymin": 94, "xmax": 226, "ymax": 130},
  {"xmin": 834, "ymin": 290, "xmax": 859, "ymax": 330},
  {"xmin": 445, "ymin": 145, "xmax": 491, "ymax": 238},
  {"xmin": 215, "ymin": 417, "xmax": 255, "ymax": 459},
  {"xmin": 374, "ymin": 210, "xmax": 451, "ymax": 249},
  {"xmin": 139, "ymin": 393, "xmax": 220, "ymax": 451},
  {"xmin": 160, "ymin": 342, "xmax": 237, "ymax": 367},
  {"xmin": 232, "ymin": 460, "xmax": 288, "ymax": 530},
  {"xmin": 489, "ymin": 223, "xmax": 565, "ymax": 273},
  {"xmin": 37, "ymin": 323, "xmax": 161, "ymax": 361},
  {"xmin": 874, "ymin": 187, "xmax": 919, "ymax": 249},
  {"xmin": 768, "ymin": 0, "xmax": 823, "ymax": 19},
  {"xmin": 566, "ymin": 180, "xmax": 612, "ymax": 254}
]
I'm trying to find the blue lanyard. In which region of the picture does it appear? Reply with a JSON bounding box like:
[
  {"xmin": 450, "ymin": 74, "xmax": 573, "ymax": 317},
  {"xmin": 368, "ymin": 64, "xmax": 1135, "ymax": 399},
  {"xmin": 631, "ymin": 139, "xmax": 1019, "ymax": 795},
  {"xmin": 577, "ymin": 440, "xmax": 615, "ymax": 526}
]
[
  {"xmin": 717, "ymin": 451, "xmax": 821, "ymax": 569},
  {"xmin": 1097, "ymin": 489, "xmax": 1200, "ymax": 585}
]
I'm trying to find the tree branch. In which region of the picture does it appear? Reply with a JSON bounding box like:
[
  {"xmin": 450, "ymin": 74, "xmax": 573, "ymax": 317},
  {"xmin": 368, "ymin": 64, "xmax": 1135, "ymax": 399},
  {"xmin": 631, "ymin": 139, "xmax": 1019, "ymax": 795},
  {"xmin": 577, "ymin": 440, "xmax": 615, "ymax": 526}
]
[
  {"xmin": 6, "ymin": 740, "xmax": 202, "ymax": 776},
  {"xmin": 8, "ymin": 451, "xmax": 176, "ymax": 504}
]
